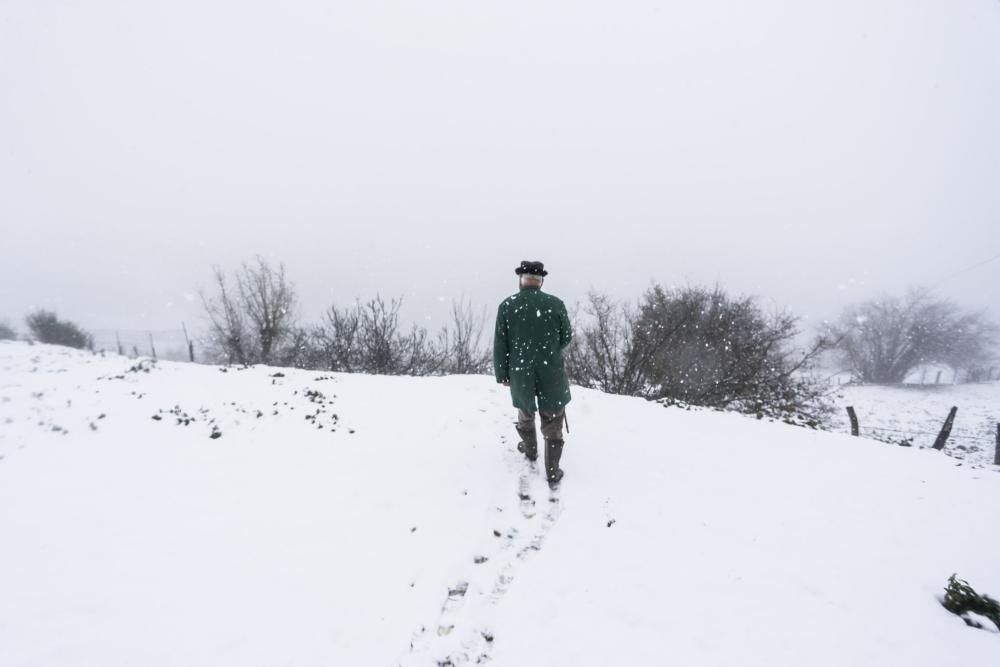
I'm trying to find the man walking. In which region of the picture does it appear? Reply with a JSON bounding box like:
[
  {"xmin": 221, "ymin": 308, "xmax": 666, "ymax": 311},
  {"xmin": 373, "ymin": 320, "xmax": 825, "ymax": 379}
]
[{"xmin": 494, "ymin": 260, "xmax": 573, "ymax": 485}]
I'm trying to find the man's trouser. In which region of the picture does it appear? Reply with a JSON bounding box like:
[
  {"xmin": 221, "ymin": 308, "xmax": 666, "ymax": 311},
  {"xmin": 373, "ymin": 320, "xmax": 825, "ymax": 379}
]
[{"xmin": 516, "ymin": 406, "xmax": 565, "ymax": 478}]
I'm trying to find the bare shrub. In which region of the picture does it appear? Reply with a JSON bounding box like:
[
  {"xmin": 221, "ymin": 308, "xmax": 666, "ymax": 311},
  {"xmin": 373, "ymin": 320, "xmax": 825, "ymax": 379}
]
[
  {"xmin": 357, "ymin": 296, "xmax": 441, "ymax": 375},
  {"xmin": 310, "ymin": 295, "xmax": 442, "ymax": 375},
  {"xmin": 24, "ymin": 310, "xmax": 93, "ymax": 349},
  {"xmin": 567, "ymin": 285, "xmax": 830, "ymax": 424},
  {"xmin": 564, "ymin": 292, "xmax": 646, "ymax": 396},
  {"xmin": 0, "ymin": 320, "xmax": 17, "ymax": 341},
  {"xmin": 437, "ymin": 298, "xmax": 490, "ymax": 375},
  {"xmin": 310, "ymin": 304, "xmax": 362, "ymax": 372}
]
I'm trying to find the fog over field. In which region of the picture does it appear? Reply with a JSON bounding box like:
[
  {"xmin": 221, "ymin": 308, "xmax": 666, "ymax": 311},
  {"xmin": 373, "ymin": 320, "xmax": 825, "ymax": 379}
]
[{"xmin": 1, "ymin": 0, "xmax": 999, "ymax": 333}]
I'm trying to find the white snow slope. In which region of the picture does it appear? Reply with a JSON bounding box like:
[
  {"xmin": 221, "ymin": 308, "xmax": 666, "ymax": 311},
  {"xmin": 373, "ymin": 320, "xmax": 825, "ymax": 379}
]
[{"xmin": 2, "ymin": 341, "xmax": 999, "ymax": 666}]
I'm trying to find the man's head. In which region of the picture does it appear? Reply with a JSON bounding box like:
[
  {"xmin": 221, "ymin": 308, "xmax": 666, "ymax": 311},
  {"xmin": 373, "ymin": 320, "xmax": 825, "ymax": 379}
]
[
  {"xmin": 515, "ymin": 260, "xmax": 547, "ymax": 289},
  {"xmin": 520, "ymin": 274, "xmax": 544, "ymax": 289}
]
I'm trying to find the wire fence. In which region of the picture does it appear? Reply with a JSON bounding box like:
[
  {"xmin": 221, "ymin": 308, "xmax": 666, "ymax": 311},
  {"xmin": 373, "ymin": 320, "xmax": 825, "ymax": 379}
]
[
  {"xmin": 841, "ymin": 405, "xmax": 1000, "ymax": 466},
  {"xmin": 828, "ymin": 366, "xmax": 1000, "ymax": 387},
  {"xmin": 857, "ymin": 425, "xmax": 984, "ymax": 443},
  {"xmin": 90, "ymin": 328, "xmax": 197, "ymax": 362}
]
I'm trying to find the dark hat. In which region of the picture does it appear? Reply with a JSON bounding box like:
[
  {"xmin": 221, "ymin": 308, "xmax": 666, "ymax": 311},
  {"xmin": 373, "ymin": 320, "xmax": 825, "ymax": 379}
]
[{"xmin": 515, "ymin": 260, "xmax": 548, "ymax": 277}]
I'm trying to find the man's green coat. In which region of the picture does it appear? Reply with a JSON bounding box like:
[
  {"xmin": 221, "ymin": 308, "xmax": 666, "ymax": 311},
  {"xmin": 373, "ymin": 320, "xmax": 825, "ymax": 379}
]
[{"xmin": 493, "ymin": 286, "xmax": 573, "ymax": 412}]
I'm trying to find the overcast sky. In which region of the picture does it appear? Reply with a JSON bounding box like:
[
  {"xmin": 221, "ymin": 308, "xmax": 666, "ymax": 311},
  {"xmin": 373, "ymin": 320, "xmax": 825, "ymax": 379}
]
[{"xmin": 2, "ymin": 0, "xmax": 998, "ymax": 345}]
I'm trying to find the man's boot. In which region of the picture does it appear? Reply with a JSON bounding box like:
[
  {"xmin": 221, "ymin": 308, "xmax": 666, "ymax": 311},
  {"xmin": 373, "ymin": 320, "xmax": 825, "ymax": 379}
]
[
  {"xmin": 544, "ymin": 438, "xmax": 564, "ymax": 485},
  {"xmin": 517, "ymin": 439, "xmax": 537, "ymax": 462},
  {"xmin": 515, "ymin": 423, "xmax": 538, "ymax": 462}
]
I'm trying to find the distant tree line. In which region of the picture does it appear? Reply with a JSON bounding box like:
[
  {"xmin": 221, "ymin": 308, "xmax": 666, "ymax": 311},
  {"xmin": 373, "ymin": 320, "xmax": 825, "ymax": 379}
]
[
  {"xmin": 4, "ymin": 258, "xmax": 996, "ymax": 426},
  {"xmin": 198, "ymin": 260, "xmax": 842, "ymax": 423}
]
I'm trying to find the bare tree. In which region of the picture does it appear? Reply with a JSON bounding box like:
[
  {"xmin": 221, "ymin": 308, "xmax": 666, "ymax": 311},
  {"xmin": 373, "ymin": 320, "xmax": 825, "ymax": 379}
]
[
  {"xmin": 201, "ymin": 257, "xmax": 298, "ymax": 365},
  {"xmin": 238, "ymin": 258, "xmax": 297, "ymax": 364},
  {"xmin": 438, "ymin": 298, "xmax": 490, "ymax": 374},
  {"xmin": 827, "ymin": 288, "xmax": 998, "ymax": 384},
  {"xmin": 201, "ymin": 267, "xmax": 251, "ymax": 364}
]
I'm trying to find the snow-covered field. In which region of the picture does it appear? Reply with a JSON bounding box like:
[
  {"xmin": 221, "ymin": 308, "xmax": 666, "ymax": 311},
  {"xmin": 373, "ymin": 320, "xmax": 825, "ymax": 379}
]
[
  {"xmin": 829, "ymin": 382, "xmax": 1000, "ymax": 467},
  {"xmin": 2, "ymin": 341, "xmax": 999, "ymax": 666}
]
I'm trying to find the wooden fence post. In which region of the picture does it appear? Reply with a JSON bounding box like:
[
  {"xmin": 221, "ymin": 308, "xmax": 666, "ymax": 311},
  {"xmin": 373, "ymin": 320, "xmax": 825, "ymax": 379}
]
[
  {"xmin": 115, "ymin": 331, "xmax": 123, "ymax": 356},
  {"xmin": 182, "ymin": 322, "xmax": 195, "ymax": 363},
  {"xmin": 994, "ymin": 424, "xmax": 999, "ymax": 466},
  {"xmin": 132, "ymin": 345, "xmax": 139, "ymax": 358},
  {"xmin": 932, "ymin": 407, "xmax": 958, "ymax": 450},
  {"xmin": 846, "ymin": 406, "xmax": 859, "ymax": 436},
  {"xmin": 148, "ymin": 333, "xmax": 157, "ymax": 361},
  {"xmin": 935, "ymin": 370, "xmax": 942, "ymax": 385}
]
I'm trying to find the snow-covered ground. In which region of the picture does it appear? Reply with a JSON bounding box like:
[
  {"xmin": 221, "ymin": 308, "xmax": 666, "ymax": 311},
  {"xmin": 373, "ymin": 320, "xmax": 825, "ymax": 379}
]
[
  {"xmin": 2, "ymin": 341, "xmax": 999, "ymax": 666},
  {"xmin": 829, "ymin": 382, "xmax": 1000, "ymax": 467}
]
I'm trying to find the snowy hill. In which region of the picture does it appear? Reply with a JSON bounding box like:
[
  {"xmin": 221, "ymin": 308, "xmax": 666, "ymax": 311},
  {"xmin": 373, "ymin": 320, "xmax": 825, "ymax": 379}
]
[{"xmin": 1, "ymin": 341, "xmax": 999, "ymax": 666}]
